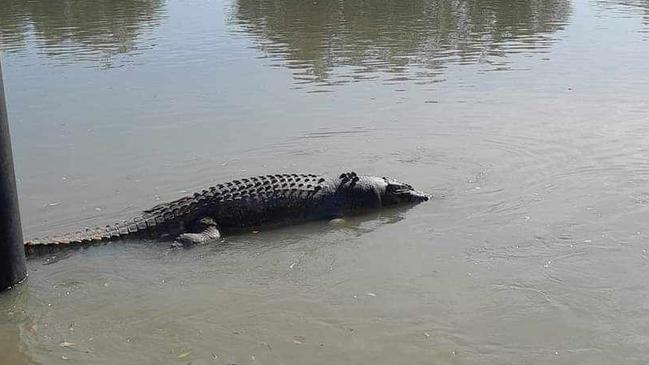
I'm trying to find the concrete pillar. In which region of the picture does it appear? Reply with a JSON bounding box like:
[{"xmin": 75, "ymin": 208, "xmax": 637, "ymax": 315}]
[{"xmin": 0, "ymin": 59, "xmax": 26, "ymax": 291}]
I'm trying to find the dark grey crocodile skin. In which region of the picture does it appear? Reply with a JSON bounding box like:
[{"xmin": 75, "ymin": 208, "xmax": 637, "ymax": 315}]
[{"xmin": 24, "ymin": 172, "xmax": 428, "ymax": 255}]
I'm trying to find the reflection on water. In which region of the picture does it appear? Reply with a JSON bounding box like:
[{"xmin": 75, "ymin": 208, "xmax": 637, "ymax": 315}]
[
  {"xmin": 2, "ymin": 0, "xmax": 649, "ymax": 363},
  {"xmin": 233, "ymin": 0, "xmax": 571, "ymax": 85},
  {"xmin": 0, "ymin": 0, "xmax": 164, "ymax": 67},
  {"xmin": 597, "ymin": 0, "xmax": 649, "ymax": 34}
]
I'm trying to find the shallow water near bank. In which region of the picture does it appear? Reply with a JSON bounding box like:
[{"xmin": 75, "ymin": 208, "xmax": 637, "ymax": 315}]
[{"xmin": 2, "ymin": 0, "xmax": 649, "ymax": 363}]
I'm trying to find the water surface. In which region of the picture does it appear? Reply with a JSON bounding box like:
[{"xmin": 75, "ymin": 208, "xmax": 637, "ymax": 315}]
[{"xmin": 1, "ymin": 0, "xmax": 649, "ymax": 363}]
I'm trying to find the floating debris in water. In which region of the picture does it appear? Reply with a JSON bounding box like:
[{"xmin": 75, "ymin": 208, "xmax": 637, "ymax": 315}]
[
  {"xmin": 543, "ymin": 260, "xmax": 552, "ymax": 268},
  {"xmin": 367, "ymin": 292, "xmax": 376, "ymax": 297},
  {"xmin": 177, "ymin": 351, "xmax": 192, "ymax": 359},
  {"xmin": 59, "ymin": 341, "xmax": 76, "ymax": 348}
]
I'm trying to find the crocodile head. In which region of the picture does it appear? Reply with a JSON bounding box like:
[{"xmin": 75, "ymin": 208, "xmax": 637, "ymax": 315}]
[
  {"xmin": 335, "ymin": 172, "xmax": 428, "ymax": 210},
  {"xmin": 379, "ymin": 177, "xmax": 429, "ymax": 205}
]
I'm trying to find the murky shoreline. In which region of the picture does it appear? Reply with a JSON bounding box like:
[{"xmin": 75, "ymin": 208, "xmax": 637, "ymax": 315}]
[{"xmin": 0, "ymin": 315, "xmax": 33, "ymax": 364}]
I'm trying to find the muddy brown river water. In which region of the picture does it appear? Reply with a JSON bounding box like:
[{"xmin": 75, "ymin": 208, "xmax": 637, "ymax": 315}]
[{"xmin": 1, "ymin": 0, "xmax": 649, "ymax": 363}]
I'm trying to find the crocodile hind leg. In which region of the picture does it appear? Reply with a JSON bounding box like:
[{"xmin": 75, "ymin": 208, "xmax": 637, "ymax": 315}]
[{"xmin": 175, "ymin": 217, "xmax": 221, "ymax": 247}]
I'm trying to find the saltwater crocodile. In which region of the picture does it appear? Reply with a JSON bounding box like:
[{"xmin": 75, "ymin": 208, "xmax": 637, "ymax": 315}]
[{"xmin": 25, "ymin": 172, "xmax": 428, "ymax": 255}]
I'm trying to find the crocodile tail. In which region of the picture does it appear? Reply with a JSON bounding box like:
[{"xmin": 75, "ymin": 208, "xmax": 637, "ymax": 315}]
[{"xmin": 23, "ymin": 215, "xmax": 155, "ymax": 256}]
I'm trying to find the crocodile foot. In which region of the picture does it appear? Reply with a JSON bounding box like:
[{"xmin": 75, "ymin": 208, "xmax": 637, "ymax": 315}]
[{"xmin": 174, "ymin": 218, "xmax": 221, "ymax": 247}]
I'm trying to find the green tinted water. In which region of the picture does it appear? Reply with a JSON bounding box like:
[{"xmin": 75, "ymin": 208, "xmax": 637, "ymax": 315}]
[{"xmin": 1, "ymin": 0, "xmax": 649, "ymax": 363}]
